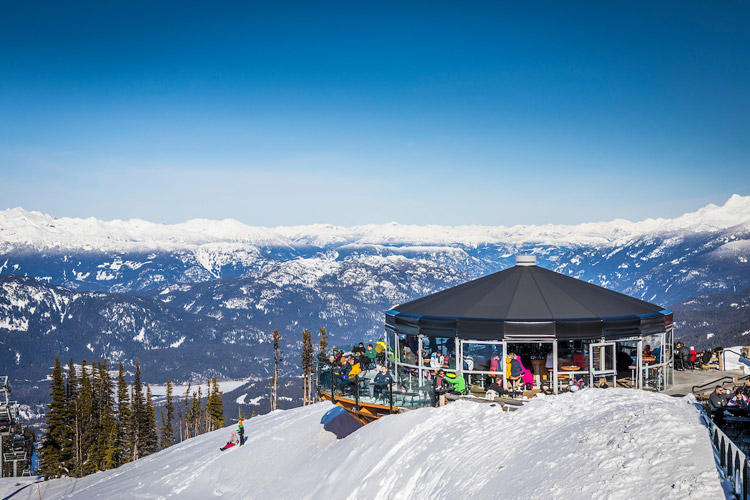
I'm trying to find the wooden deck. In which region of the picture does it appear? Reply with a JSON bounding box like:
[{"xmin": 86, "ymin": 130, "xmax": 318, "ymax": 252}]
[{"xmin": 319, "ymin": 390, "xmax": 399, "ymax": 424}]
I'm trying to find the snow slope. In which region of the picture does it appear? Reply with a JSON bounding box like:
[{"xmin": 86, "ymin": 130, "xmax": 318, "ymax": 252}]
[{"xmin": 0, "ymin": 389, "xmax": 726, "ymax": 500}]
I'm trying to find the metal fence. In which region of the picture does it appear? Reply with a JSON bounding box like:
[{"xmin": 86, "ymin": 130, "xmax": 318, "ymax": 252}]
[{"xmin": 697, "ymin": 403, "xmax": 749, "ymax": 499}]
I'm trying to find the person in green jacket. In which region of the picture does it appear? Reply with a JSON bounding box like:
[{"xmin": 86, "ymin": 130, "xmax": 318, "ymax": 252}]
[
  {"xmin": 365, "ymin": 343, "xmax": 377, "ymax": 370},
  {"xmin": 445, "ymin": 371, "xmax": 466, "ymax": 395}
]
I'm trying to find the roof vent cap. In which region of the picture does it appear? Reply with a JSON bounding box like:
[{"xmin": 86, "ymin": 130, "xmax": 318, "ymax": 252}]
[{"xmin": 515, "ymin": 254, "xmax": 537, "ymax": 267}]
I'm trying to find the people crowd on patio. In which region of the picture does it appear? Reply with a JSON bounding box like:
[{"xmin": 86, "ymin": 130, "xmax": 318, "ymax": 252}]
[{"xmin": 320, "ymin": 337, "xmax": 699, "ymax": 410}]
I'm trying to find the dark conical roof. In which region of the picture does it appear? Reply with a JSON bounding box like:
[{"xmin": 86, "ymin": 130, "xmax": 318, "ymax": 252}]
[{"xmin": 385, "ymin": 259, "xmax": 672, "ymax": 340}]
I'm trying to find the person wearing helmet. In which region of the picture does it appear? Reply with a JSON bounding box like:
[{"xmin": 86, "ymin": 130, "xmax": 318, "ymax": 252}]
[
  {"xmin": 238, "ymin": 419, "xmax": 245, "ymax": 446},
  {"xmin": 445, "ymin": 371, "xmax": 466, "ymax": 395}
]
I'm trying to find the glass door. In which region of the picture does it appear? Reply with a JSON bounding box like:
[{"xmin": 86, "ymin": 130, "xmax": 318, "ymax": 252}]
[{"xmin": 589, "ymin": 342, "xmax": 617, "ymax": 388}]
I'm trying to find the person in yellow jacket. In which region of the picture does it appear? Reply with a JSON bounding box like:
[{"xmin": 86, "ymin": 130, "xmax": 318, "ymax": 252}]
[{"xmin": 375, "ymin": 337, "xmax": 387, "ymax": 365}]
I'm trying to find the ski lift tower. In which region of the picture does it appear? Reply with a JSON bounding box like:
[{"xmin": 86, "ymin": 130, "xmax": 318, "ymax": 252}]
[{"xmin": 0, "ymin": 375, "xmax": 21, "ymax": 478}]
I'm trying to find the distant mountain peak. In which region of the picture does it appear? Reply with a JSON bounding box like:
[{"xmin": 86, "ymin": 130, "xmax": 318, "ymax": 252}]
[{"xmin": 1, "ymin": 195, "xmax": 749, "ymax": 251}]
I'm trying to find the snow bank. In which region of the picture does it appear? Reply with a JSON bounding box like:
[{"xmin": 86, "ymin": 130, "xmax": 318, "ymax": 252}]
[{"xmin": 0, "ymin": 389, "xmax": 726, "ymax": 500}]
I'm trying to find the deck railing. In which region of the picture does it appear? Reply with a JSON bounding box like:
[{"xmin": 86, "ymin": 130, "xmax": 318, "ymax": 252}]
[{"xmin": 697, "ymin": 403, "xmax": 749, "ymax": 499}]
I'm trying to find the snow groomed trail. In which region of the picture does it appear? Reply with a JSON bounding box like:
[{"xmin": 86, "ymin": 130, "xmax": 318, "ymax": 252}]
[{"xmin": 0, "ymin": 389, "xmax": 727, "ymax": 500}]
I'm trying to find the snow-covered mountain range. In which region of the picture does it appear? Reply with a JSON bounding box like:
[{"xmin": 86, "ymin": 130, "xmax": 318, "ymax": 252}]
[{"xmin": 1, "ymin": 195, "xmax": 749, "ymax": 394}]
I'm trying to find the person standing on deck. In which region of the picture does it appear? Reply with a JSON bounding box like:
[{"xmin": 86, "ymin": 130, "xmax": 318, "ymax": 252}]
[{"xmin": 432, "ymin": 369, "xmax": 449, "ymax": 407}]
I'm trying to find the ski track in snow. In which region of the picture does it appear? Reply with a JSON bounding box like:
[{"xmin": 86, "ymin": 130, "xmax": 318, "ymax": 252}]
[{"xmin": 0, "ymin": 389, "xmax": 728, "ymax": 500}]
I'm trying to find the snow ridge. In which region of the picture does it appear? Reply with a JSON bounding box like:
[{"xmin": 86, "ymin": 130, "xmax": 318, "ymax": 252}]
[{"xmin": 1, "ymin": 195, "xmax": 749, "ymax": 251}]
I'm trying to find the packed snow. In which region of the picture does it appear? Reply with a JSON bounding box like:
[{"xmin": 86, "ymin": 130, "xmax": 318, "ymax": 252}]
[
  {"xmin": 0, "ymin": 389, "xmax": 727, "ymax": 499},
  {"xmin": 1, "ymin": 195, "xmax": 749, "ymax": 251}
]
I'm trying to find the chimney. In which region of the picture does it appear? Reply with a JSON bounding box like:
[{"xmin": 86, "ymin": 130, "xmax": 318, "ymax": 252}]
[{"xmin": 515, "ymin": 254, "xmax": 537, "ymax": 267}]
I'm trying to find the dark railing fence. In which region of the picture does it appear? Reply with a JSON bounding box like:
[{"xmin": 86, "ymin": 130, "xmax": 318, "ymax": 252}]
[
  {"xmin": 697, "ymin": 403, "xmax": 749, "ymax": 499},
  {"xmin": 316, "ymin": 356, "xmax": 396, "ymax": 415}
]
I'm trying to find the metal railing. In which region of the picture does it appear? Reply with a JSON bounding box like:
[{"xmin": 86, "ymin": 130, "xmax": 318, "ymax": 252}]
[
  {"xmin": 693, "ymin": 376, "xmax": 740, "ymax": 395},
  {"xmin": 697, "ymin": 403, "xmax": 749, "ymax": 499}
]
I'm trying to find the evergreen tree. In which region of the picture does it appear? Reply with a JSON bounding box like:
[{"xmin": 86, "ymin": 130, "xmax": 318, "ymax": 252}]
[
  {"xmin": 190, "ymin": 386, "xmax": 203, "ymax": 437},
  {"xmin": 65, "ymin": 358, "xmax": 80, "ymax": 476},
  {"xmin": 77, "ymin": 360, "xmax": 98, "ymax": 476},
  {"xmin": 317, "ymin": 327, "xmax": 329, "ymax": 403},
  {"xmin": 39, "ymin": 356, "xmax": 68, "ymax": 478},
  {"xmin": 96, "ymin": 361, "xmax": 118, "ymax": 471},
  {"xmin": 159, "ymin": 379, "xmax": 175, "ymax": 449},
  {"xmin": 180, "ymin": 383, "xmax": 192, "ymax": 441},
  {"xmin": 301, "ymin": 329, "xmax": 314, "ymax": 405},
  {"xmin": 115, "ymin": 362, "xmax": 131, "ymax": 466},
  {"xmin": 319, "ymin": 327, "xmax": 329, "ymax": 357},
  {"xmin": 271, "ymin": 329, "xmax": 283, "ymax": 410},
  {"xmin": 145, "ymin": 385, "xmax": 158, "ymax": 454},
  {"xmin": 129, "ymin": 359, "xmax": 146, "ymax": 461},
  {"xmin": 206, "ymin": 378, "xmax": 224, "ymax": 431}
]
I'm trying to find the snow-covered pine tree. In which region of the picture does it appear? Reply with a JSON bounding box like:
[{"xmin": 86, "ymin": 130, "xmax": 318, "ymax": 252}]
[
  {"xmin": 159, "ymin": 379, "xmax": 175, "ymax": 449},
  {"xmin": 38, "ymin": 356, "xmax": 68, "ymax": 478},
  {"xmin": 271, "ymin": 329, "xmax": 283, "ymax": 410}
]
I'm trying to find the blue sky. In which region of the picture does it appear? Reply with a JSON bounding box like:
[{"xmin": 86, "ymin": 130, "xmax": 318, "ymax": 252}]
[{"xmin": 1, "ymin": 1, "xmax": 748, "ymax": 226}]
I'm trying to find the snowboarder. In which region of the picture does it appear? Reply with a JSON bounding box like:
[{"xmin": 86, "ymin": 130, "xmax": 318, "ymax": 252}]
[
  {"xmin": 220, "ymin": 431, "xmax": 239, "ymax": 451},
  {"xmin": 238, "ymin": 419, "xmax": 245, "ymax": 446}
]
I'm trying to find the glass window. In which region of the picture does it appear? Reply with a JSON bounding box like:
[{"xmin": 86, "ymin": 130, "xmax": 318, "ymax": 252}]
[
  {"xmin": 420, "ymin": 336, "xmax": 457, "ymax": 370},
  {"xmin": 461, "ymin": 341, "xmax": 503, "ymax": 373}
]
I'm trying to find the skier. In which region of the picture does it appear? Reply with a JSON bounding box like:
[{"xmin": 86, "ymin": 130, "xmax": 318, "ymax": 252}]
[
  {"xmin": 238, "ymin": 419, "xmax": 245, "ymax": 446},
  {"xmin": 220, "ymin": 431, "xmax": 239, "ymax": 451}
]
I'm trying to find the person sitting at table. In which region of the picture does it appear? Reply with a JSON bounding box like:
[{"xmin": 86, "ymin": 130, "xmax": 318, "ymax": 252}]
[
  {"xmin": 375, "ymin": 337, "xmax": 386, "ymax": 364},
  {"xmin": 401, "ymin": 346, "xmax": 416, "ymax": 365},
  {"xmin": 373, "ymin": 365, "xmax": 393, "ymax": 400},
  {"xmin": 643, "ymin": 344, "xmax": 653, "ymax": 358},
  {"xmin": 335, "ymin": 356, "xmax": 352, "ymax": 393},
  {"xmin": 740, "ymin": 379, "xmax": 750, "ymax": 398},
  {"xmin": 432, "ymin": 369, "xmax": 449, "ymax": 407},
  {"xmin": 572, "ymin": 350, "xmax": 586, "ymax": 370},
  {"xmin": 353, "ymin": 342, "xmax": 366, "ymax": 356},
  {"xmin": 709, "ymin": 385, "xmax": 729, "ymax": 410},
  {"xmin": 727, "ymin": 388, "xmax": 749, "ymax": 408},
  {"xmin": 487, "ymin": 379, "xmax": 510, "ymax": 397},
  {"xmin": 430, "ymin": 351, "xmax": 443, "ymax": 370},
  {"xmin": 445, "ymin": 371, "xmax": 466, "ymax": 395},
  {"xmin": 364, "ymin": 344, "xmax": 377, "ymax": 369},
  {"xmin": 616, "ymin": 349, "xmax": 633, "ymax": 371}
]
